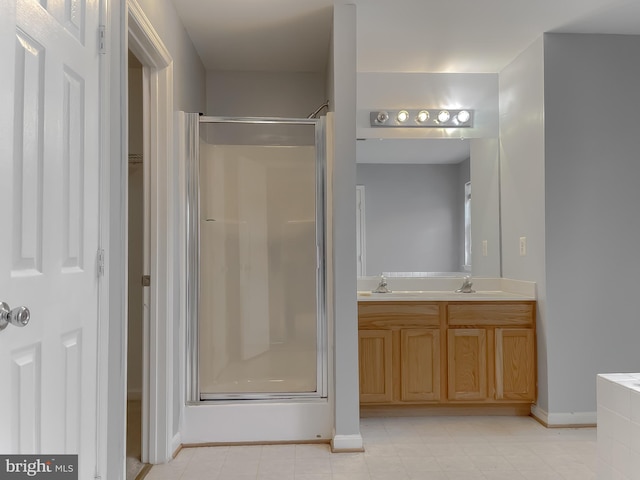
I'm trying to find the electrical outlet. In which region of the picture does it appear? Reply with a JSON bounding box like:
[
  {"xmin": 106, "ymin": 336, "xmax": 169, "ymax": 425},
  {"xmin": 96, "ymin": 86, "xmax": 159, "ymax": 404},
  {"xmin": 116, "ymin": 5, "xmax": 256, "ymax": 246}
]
[
  {"xmin": 482, "ymin": 240, "xmax": 488, "ymax": 257},
  {"xmin": 519, "ymin": 236, "xmax": 527, "ymax": 256}
]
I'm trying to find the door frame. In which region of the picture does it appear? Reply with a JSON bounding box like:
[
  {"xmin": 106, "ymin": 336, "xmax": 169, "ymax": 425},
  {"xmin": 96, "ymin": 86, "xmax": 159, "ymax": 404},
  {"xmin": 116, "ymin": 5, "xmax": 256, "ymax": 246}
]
[
  {"xmin": 100, "ymin": 0, "xmax": 176, "ymax": 477},
  {"xmin": 127, "ymin": 0, "xmax": 176, "ymax": 465}
]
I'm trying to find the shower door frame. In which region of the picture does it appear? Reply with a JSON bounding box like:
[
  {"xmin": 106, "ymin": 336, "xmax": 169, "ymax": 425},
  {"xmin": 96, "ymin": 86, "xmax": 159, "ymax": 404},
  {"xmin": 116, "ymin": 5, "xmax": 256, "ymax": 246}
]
[{"xmin": 186, "ymin": 115, "xmax": 328, "ymax": 403}]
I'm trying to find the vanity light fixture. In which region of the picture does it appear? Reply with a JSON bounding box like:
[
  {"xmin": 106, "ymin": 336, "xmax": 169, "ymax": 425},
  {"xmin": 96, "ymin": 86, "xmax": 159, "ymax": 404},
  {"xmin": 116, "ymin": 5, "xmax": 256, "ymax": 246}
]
[{"xmin": 370, "ymin": 109, "xmax": 474, "ymax": 128}]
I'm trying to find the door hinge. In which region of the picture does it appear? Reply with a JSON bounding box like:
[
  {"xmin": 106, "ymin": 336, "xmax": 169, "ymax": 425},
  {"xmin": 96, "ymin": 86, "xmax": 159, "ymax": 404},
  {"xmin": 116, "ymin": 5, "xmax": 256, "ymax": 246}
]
[
  {"xmin": 97, "ymin": 249, "xmax": 105, "ymax": 277},
  {"xmin": 98, "ymin": 25, "xmax": 106, "ymax": 55},
  {"xmin": 142, "ymin": 275, "xmax": 150, "ymax": 287}
]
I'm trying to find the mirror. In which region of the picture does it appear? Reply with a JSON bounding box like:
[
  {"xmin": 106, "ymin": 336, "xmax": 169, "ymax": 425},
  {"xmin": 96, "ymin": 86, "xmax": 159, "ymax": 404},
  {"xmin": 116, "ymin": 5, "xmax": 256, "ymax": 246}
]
[{"xmin": 356, "ymin": 137, "xmax": 500, "ymax": 278}]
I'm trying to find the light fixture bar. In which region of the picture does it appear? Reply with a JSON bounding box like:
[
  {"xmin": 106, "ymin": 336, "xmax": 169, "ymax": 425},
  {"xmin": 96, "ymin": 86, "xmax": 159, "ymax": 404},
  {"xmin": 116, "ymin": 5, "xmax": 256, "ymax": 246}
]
[{"xmin": 370, "ymin": 109, "xmax": 474, "ymax": 128}]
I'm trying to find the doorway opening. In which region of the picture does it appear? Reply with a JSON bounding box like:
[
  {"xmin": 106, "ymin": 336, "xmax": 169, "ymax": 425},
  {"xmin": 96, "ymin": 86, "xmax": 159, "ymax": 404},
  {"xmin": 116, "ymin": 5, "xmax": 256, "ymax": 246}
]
[
  {"xmin": 125, "ymin": 0, "xmax": 176, "ymax": 468},
  {"xmin": 126, "ymin": 49, "xmax": 149, "ymax": 480}
]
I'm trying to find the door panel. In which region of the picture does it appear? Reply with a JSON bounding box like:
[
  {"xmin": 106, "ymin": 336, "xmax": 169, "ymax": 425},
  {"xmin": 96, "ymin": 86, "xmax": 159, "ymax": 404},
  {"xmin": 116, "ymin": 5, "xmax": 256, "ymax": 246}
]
[
  {"xmin": 0, "ymin": 0, "xmax": 101, "ymax": 476},
  {"xmin": 447, "ymin": 329, "xmax": 488, "ymax": 401},
  {"xmin": 495, "ymin": 328, "xmax": 536, "ymax": 401},
  {"xmin": 401, "ymin": 329, "xmax": 440, "ymax": 402},
  {"xmin": 358, "ymin": 329, "xmax": 393, "ymax": 403}
]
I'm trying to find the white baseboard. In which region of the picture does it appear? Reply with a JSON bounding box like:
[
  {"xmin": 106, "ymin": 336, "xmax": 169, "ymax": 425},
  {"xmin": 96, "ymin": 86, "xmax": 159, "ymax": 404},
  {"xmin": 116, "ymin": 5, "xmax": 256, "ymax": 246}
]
[
  {"xmin": 331, "ymin": 434, "xmax": 364, "ymax": 452},
  {"xmin": 171, "ymin": 432, "xmax": 182, "ymax": 457},
  {"xmin": 531, "ymin": 404, "xmax": 596, "ymax": 427}
]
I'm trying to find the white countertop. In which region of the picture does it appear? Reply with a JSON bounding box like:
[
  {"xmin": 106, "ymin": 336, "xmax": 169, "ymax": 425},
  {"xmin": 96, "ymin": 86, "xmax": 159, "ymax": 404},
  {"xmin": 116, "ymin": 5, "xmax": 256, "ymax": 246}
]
[
  {"xmin": 357, "ymin": 290, "xmax": 535, "ymax": 301},
  {"xmin": 356, "ymin": 277, "xmax": 537, "ymax": 301}
]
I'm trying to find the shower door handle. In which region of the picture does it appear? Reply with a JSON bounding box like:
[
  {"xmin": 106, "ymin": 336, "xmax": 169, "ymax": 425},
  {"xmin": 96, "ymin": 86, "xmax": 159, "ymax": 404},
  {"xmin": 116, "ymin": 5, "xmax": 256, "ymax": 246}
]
[{"xmin": 0, "ymin": 302, "xmax": 31, "ymax": 332}]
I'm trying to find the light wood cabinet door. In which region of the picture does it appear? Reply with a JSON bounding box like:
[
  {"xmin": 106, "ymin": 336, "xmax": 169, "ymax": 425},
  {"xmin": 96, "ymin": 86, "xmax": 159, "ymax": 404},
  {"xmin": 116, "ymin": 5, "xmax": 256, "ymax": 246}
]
[
  {"xmin": 447, "ymin": 329, "xmax": 488, "ymax": 401},
  {"xmin": 401, "ymin": 329, "xmax": 440, "ymax": 401},
  {"xmin": 495, "ymin": 328, "xmax": 536, "ymax": 401},
  {"xmin": 359, "ymin": 330, "xmax": 393, "ymax": 403}
]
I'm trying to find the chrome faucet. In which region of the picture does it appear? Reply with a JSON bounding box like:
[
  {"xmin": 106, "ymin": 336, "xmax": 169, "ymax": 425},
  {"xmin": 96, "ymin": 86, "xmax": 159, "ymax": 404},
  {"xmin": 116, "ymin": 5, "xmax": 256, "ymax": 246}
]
[
  {"xmin": 372, "ymin": 275, "xmax": 392, "ymax": 293},
  {"xmin": 455, "ymin": 275, "xmax": 475, "ymax": 293}
]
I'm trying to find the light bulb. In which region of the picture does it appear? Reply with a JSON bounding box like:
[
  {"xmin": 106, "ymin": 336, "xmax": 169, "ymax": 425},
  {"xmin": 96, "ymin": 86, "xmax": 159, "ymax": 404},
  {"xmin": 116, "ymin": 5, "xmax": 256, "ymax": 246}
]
[
  {"xmin": 376, "ymin": 111, "xmax": 389, "ymax": 124},
  {"xmin": 396, "ymin": 110, "xmax": 409, "ymax": 123},
  {"xmin": 437, "ymin": 110, "xmax": 450, "ymax": 123},
  {"xmin": 416, "ymin": 110, "xmax": 430, "ymax": 123},
  {"xmin": 457, "ymin": 110, "xmax": 471, "ymax": 123}
]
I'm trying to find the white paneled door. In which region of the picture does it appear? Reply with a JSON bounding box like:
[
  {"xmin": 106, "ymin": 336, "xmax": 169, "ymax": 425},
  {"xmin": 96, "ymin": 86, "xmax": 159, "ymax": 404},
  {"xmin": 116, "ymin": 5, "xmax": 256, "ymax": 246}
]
[{"xmin": 0, "ymin": 0, "xmax": 101, "ymax": 477}]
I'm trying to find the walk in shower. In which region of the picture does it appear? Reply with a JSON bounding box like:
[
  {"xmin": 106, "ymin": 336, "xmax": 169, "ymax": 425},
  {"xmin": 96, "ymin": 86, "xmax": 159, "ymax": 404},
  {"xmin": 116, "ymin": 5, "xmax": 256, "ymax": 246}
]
[{"xmin": 186, "ymin": 115, "xmax": 327, "ymax": 403}]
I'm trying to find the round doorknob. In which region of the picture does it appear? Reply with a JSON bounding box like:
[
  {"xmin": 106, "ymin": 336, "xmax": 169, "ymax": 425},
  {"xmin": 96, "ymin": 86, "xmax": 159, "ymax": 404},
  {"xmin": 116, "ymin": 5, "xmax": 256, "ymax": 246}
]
[
  {"xmin": 0, "ymin": 302, "xmax": 31, "ymax": 331},
  {"xmin": 10, "ymin": 306, "xmax": 30, "ymax": 326}
]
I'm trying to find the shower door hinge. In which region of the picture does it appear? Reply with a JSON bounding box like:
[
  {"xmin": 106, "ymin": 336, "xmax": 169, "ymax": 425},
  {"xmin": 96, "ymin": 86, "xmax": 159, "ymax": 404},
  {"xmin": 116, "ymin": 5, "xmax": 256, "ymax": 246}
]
[
  {"xmin": 98, "ymin": 25, "xmax": 106, "ymax": 54},
  {"xmin": 142, "ymin": 275, "xmax": 151, "ymax": 287},
  {"xmin": 97, "ymin": 249, "xmax": 105, "ymax": 277}
]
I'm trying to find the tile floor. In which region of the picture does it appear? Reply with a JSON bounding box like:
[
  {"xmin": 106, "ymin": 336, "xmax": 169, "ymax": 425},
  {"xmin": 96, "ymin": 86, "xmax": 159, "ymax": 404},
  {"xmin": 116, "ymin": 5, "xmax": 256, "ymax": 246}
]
[{"xmin": 146, "ymin": 416, "xmax": 597, "ymax": 480}]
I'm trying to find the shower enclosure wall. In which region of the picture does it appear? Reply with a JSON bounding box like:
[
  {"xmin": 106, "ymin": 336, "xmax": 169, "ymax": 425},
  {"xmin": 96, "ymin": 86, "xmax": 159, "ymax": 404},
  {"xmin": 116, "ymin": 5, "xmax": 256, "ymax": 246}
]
[{"xmin": 186, "ymin": 115, "xmax": 327, "ymax": 406}]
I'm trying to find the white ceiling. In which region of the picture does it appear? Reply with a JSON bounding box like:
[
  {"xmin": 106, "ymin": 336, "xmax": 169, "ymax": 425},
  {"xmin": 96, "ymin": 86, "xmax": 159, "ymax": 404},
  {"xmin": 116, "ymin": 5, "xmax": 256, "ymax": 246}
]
[{"xmin": 172, "ymin": 0, "xmax": 640, "ymax": 74}]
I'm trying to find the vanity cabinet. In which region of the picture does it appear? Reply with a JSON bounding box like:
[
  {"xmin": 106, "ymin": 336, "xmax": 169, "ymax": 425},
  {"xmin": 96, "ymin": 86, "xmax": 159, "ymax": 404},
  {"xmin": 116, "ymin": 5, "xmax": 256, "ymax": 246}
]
[
  {"xmin": 447, "ymin": 302, "xmax": 536, "ymax": 403},
  {"xmin": 358, "ymin": 302, "xmax": 441, "ymax": 404},
  {"xmin": 358, "ymin": 300, "xmax": 536, "ymax": 408}
]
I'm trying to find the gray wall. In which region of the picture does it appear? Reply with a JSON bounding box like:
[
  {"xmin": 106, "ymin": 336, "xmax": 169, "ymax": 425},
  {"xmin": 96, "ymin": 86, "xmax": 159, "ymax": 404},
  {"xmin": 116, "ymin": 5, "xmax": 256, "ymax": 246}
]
[
  {"xmin": 501, "ymin": 33, "xmax": 640, "ymax": 420},
  {"xmin": 543, "ymin": 33, "xmax": 640, "ymax": 415},
  {"xmin": 206, "ymin": 71, "xmax": 326, "ymax": 118},
  {"xmin": 357, "ymin": 163, "xmax": 468, "ymax": 274}
]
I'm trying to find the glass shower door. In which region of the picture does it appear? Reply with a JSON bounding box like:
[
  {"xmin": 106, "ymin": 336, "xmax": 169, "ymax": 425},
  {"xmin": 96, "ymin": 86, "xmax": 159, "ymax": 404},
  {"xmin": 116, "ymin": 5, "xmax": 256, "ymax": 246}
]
[{"xmin": 194, "ymin": 117, "xmax": 326, "ymax": 400}]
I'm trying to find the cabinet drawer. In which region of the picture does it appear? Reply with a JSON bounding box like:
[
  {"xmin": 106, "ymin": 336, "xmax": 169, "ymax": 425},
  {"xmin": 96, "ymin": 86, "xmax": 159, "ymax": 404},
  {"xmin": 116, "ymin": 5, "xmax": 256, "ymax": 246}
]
[
  {"xmin": 358, "ymin": 302, "xmax": 440, "ymax": 328},
  {"xmin": 448, "ymin": 302, "xmax": 534, "ymax": 326}
]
